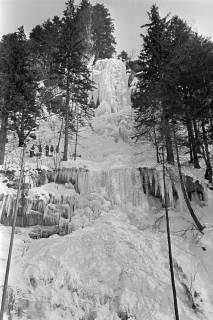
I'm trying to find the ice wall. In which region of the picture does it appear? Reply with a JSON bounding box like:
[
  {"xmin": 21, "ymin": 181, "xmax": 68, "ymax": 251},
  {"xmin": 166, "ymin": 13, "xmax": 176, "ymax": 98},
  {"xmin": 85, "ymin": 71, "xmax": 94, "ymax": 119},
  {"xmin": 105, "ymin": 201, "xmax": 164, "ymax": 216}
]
[
  {"xmin": 92, "ymin": 59, "xmax": 130, "ymax": 114},
  {"xmin": 0, "ymin": 166, "xmax": 207, "ymax": 228},
  {"xmin": 54, "ymin": 166, "xmax": 207, "ymax": 208}
]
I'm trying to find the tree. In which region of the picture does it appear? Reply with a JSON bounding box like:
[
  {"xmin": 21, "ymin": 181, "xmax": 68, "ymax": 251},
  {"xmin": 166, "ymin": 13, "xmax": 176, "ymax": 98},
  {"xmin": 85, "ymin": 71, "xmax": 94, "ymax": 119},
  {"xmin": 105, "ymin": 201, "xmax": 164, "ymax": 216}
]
[
  {"xmin": 132, "ymin": 4, "xmax": 176, "ymax": 164},
  {"xmin": 92, "ymin": 3, "xmax": 116, "ymax": 63},
  {"xmin": 117, "ymin": 50, "xmax": 129, "ymax": 62},
  {"xmin": 76, "ymin": 0, "xmax": 93, "ymax": 59},
  {"xmin": 0, "ymin": 27, "xmax": 40, "ymax": 160},
  {"xmin": 29, "ymin": 16, "xmax": 62, "ymax": 80},
  {"xmin": 133, "ymin": 5, "xmax": 207, "ymax": 230},
  {"xmin": 0, "ymin": 44, "xmax": 9, "ymax": 165},
  {"xmin": 55, "ymin": 0, "xmax": 95, "ymax": 161}
]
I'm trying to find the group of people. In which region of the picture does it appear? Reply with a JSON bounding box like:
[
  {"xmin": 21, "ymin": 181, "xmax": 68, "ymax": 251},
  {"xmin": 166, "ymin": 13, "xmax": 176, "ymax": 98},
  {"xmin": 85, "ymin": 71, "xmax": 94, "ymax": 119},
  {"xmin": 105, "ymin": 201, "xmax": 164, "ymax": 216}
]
[{"xmin": 30, "ymin": 144, "xmax": 59, "ymax": 158}]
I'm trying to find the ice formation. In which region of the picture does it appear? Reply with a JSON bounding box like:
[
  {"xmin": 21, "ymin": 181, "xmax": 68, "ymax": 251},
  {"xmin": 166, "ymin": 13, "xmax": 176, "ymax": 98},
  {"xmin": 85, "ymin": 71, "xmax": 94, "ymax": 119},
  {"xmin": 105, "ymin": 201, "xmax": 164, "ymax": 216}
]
[
  {"xmin": 1, "ymin": 58, "xmax": 212, "ymax": 320},
  {"xmin": 0, "ymin": 165, "xmax": 207, "ymax": 228},
  {"xmin": 0, "ymin": 56, "xmax": 207, "ymax": 227},
  {"xmin": 92, "ymin": 59, "xmax": 130, "ymax": 115}
]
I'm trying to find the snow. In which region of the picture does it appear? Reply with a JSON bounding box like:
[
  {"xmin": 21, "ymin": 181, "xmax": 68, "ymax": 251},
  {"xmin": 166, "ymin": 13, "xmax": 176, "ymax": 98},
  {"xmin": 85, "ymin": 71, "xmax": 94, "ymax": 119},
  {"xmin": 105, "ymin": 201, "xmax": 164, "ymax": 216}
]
[
  {"xmin": 5, "ymin": 210, "xmax": 213, "ymax": 320},
  {"xmin": 1, "ymin": 58, "xmax": 213, "ymax": 320}
]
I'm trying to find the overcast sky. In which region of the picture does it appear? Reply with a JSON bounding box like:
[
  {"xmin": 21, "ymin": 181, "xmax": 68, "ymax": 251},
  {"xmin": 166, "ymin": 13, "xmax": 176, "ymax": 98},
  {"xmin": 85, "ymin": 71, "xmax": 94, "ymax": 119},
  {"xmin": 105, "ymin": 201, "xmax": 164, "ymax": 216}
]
[{"xmin": 1, "ymin": 0, "xmax": 213, "ymax": 56}]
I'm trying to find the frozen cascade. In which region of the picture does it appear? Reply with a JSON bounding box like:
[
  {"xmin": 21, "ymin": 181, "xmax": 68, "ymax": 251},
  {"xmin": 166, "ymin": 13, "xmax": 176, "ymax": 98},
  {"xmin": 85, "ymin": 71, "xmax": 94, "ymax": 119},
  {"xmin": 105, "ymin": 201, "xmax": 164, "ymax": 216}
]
[
  {"xmin": 0, "ymin": 58, "xmax": 207, "ymax": 227},
  {"xmin": 92, "ymin": 58, "xmax": 130, "ymax": 114},
  {"xmin": 54, "ymin": 165, "xmax": 207, "ymax": 207},
  {"xmin": 0, "ymin": 165, "xmax": 207, "ymax": 227}
]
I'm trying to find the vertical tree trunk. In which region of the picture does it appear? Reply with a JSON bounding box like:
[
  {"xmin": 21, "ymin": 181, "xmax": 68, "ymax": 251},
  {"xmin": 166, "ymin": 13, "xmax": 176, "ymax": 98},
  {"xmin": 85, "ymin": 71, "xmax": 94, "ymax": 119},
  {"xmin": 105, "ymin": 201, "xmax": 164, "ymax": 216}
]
[
  {"xmin": 0, "ymin": 113, "xmax": 8, "ymax": 165},
  {"xmin": 201, "ymin": 120, "xmax": 213, "ymax": 183},
  {"xmin": 162, "ymin": 146, "xmax": 180, "ymax": 320},
  {"xmin": 186, "ymin": 121, "xmax": 194, "ymax": 163},
  {"xmin": 173, "ymin": 127, "xmax": 205, "ymax": 232},
  {"xmin": 187, "ymin": 119, "xmax": 200, "ymax": 168},
  {"xmin": 63, "ymin": 76, "xmax": 70, "ymax": 161},
  {"xmin": 74, "ymin": 108, "xmax": 79, "ymax": 161},
  {"xmin": 57, "ymin": 118, "xmax": 64, "ymax": 153},
  {"xmin": 153, "ymin": 126, "xmax": 160, "ymax": 163},
  {"xmin": 193, "ymin": 119, "xmax": 201, "ymax": 154},
  {"xmin": 210, "ymin": 116, "xmax": 213, "ymax": 142},
  {"xmin": 0, "ymin": 146, "xmax": 26, "ymax": 320},
  {"xmin": 164, "ymin": 118, "xmax": 174, "ymax": 164}
]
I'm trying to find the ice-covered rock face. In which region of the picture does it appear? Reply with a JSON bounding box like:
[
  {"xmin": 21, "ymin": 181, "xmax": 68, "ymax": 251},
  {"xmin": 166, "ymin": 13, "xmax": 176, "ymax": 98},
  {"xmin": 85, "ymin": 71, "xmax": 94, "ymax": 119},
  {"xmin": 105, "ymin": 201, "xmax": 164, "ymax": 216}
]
[{"xmin": 92, "ymin": 59, "xmax": 130, "ymax": 115}]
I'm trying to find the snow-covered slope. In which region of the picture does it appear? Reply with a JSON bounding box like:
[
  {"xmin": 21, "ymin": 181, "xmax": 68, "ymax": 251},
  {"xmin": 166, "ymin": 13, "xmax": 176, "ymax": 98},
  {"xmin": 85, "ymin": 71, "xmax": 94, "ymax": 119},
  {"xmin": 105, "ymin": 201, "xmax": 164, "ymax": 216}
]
[{"xmin": 1, "ymin": 58, "xmax": 213, "ymax": 320}]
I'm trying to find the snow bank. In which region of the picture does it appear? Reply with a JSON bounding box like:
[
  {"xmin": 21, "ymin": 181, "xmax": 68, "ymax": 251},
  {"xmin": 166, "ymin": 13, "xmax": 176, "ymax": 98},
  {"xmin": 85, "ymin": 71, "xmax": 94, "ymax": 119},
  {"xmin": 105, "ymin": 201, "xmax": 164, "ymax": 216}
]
[{"xmin": 8, "ymin": 213, "xmax": 213, "ymax": 320}]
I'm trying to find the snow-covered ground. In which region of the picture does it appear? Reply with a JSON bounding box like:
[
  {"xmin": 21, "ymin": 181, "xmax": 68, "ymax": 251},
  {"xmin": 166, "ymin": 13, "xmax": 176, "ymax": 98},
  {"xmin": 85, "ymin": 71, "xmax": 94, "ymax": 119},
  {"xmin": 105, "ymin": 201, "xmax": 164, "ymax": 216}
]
[{"xmin": 1, "ymin": 58, "xmax": 213, "ymax": 320}]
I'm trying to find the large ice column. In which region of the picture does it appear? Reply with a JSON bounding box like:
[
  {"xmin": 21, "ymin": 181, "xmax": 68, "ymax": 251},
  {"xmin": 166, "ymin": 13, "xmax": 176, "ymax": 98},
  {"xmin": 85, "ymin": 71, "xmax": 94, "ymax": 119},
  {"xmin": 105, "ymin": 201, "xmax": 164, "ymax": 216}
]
[{"xmin": 92, "ymin": 59, "xmax": 130, "ymax": 114}]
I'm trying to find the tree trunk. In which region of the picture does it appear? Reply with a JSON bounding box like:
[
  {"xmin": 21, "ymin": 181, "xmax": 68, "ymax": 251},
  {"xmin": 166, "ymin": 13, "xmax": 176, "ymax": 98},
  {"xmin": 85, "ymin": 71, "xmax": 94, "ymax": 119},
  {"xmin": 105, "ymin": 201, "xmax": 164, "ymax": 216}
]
[
  {"xmin": 63, "ymin": 76, "xmax": 70, "ymax": 161},
  {"xmin": 201, "ymin": 120, "xmax": 213, "ymax": 183},
  {"xmin": 57, "ymin": 118, "xmax": 64, "ymax": 153},
  {"xmin": 186, "ymin": 121, "xmax": 194, "ymax": 163},
  {"xmin": 0, "ymin": 113, "xmax": 8, "ymax": 165},
  {"xmin": 187, "ymin": 119, "xmax": 200, "ymax": 168},
  {"xmin": 162, "ymin": 146, "xmax": 180, "ymax": 320},
  {"xmin": 0, "ymin": 146, "xmax": 26, "ymax": 320},
  {"xmin": 153, "ymin": 126, "xmax": 160, "ymax": 163},
  {"xmin": 209, "ymin": 109, "xmax": 213, "ymax": 143},
  {"xmin": 193, "ymin": 119, "xmax": 201, "ymax": 154},
  {"xmin": 164, "ymin": 118, "xmax": 174, "ymax": 164},
  {"xmin": 173, "ymin": 127, "xmax": 205, "ymax": 232},
  {"xmin": 74, "ymin": 109, "xmax": 79, "ymax": 161}
]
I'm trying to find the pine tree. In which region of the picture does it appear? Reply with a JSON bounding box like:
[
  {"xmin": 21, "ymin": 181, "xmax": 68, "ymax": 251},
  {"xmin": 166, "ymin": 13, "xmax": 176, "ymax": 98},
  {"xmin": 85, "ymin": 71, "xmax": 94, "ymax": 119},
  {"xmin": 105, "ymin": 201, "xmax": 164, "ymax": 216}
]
[
  {"xmin": 117, "ymin": 50, "xmax": 129, "ymax": 62},
  {"xmin": 56, "ymin": 0, "xmax": 95, "ymax": 161},
  {"xmin": 92, "ymin": 3, "xmax": 116, "ymax": 63},
  {"xmin": 167, "ymin": 31, "xmax": 213, "ymax": 174},
  {"xmin": 29, "ymin": 16, "xmax": 62, "ymax": 81},
  {"xmin": 76, "ymin": 0, "xmax": 93, "ymax": 59},
  {"xmin": 0, "ymin": 27, "xmax": 40, "ymax": 156},
  {"xmin": 132, "ymin": 5, "xmax": 175, "ymax": 164},
  {"xmin": 132, "ymin": 6, "xmax": 193, "ymax": 164}
]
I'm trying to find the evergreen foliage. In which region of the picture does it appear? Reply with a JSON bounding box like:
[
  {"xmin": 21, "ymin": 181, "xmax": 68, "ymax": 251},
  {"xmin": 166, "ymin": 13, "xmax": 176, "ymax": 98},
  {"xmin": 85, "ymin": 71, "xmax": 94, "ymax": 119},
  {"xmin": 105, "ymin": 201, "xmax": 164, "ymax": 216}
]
[
  {"xmin": 54, "ymin": 0, "xmax": 95, "ymax": 160},
  {"xmin": 92, "ymin": 3, "xmax": 116, "ymax": 62},
  {"xmin": 0, "ymin": 27, "xmax": 40, "ymax": 151},
  {"xmin": 132, "ymin": 4, "xmax": 213, "ymax": 182}
]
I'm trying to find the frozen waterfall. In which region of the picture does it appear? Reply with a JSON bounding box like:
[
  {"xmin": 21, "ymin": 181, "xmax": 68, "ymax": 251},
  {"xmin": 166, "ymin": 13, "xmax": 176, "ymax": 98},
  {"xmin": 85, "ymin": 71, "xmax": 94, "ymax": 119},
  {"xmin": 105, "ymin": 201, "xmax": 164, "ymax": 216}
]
[
  {"xmin": 0, "ymin": 58, "xmax": 207, "ymax": 228},
  {"xmin": 92, "ymin": 58, "xmax": 130, "ymax": 114}
]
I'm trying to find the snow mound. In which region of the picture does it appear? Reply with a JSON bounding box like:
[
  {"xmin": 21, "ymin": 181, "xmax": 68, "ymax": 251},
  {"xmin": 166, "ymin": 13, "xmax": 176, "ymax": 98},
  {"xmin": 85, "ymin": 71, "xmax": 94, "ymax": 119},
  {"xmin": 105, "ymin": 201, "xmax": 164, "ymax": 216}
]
[{"xmin": 8, "ymin": 212, "xmax": 213, "ymax": 320}]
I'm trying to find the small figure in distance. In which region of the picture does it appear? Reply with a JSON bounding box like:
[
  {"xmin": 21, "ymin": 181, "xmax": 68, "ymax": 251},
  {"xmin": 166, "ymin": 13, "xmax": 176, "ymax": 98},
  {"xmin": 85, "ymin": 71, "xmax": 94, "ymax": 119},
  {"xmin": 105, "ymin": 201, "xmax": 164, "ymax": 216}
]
[
  {"xmin": 45, "ymin": 145, "xmax": 49, "ymax": 157},
  {"xmin": 30, "ymin": 144, "xmax": 35, "ymax": 158},
  {"xmin": 38, "ymin": 144, "xmax": 42, "ymax": 158},
  {"xmin": 38, "ymin": 144, "xmax": 42, "ymax": 154},
  {"xmin": 50, "ymin": 145, "xmax": 54, "ymax": 156}
]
